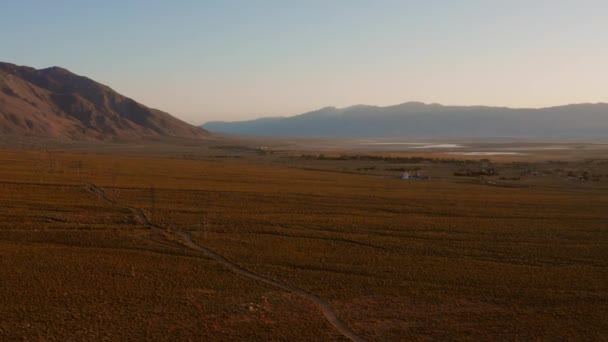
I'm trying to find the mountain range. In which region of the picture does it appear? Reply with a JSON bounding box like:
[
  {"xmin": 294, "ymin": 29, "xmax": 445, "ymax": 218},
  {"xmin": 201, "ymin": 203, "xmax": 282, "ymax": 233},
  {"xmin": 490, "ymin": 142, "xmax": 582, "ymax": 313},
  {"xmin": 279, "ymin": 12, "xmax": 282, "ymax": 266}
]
[
  {"xmin": 2, "ymin": 61, "xmax": 606, "ymax": 141},
  {"xmin": 0, "ymin": 62, "xmax": 206, "ymax": 140},
  {"xmin": 203, "ymin": 102, "xmax": 608, "ymax": 139}
]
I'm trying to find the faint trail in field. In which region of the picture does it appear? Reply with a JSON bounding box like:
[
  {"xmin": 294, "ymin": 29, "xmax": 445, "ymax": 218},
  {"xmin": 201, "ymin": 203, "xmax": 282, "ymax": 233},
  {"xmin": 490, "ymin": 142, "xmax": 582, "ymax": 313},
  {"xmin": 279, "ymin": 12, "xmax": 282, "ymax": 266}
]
[
  {"xmin": 178, "ymin": 231, "xmax": 367, "ymax": 342},
  {"xmin": 86, "ymin": 184, "xmax": 161, "ymax": 230},
  {"xmin": 85, "ymin": 183, "xmax": 367, "ymax": 342},
  {"xmin": 85, "ymin": 184, "xmax": 183, "ymax": 249}
]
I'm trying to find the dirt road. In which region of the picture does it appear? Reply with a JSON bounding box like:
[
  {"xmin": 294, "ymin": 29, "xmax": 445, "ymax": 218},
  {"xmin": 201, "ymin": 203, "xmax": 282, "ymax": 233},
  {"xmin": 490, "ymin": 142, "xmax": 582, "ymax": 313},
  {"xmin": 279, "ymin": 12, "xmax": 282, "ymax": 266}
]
[{"xmin": 86, "ymin": 184, "xmax": 367, "ymax": 342}]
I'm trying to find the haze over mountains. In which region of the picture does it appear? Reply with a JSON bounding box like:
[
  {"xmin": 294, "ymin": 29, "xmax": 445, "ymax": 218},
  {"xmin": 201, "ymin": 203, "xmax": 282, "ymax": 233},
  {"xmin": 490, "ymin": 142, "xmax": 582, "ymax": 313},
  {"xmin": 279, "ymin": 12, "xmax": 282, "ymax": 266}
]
[
  {"xmin": 204, "ymin": 102, "xmax": 608, "ymax": 139},
  {"xmin": 0, "ymin": 62, "xmax": 206, "ymax": 140},
  {"xmin": 2, "ymin": 61, "xmax": 606, "ymax": 141}
]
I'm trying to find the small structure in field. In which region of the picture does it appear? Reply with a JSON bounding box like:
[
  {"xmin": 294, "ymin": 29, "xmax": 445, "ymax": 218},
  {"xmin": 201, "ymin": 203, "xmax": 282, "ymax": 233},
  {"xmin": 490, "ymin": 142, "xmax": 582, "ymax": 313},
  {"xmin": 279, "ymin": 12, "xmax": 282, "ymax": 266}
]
[{"xmin": 402, "ymin": 170, "xmax": 430, "ymax": 180}]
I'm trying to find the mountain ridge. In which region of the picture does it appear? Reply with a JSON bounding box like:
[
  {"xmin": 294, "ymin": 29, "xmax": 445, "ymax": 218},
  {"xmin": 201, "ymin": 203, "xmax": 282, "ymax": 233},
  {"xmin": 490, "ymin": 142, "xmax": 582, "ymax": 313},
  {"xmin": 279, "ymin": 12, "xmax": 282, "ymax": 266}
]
[
  {"xmin": 0, "ymin": 62, "xmax": 207, "ymax": 140},
  {"xmin": 203, "ymin": 102, "xmax": 608, "ymax": 139}
]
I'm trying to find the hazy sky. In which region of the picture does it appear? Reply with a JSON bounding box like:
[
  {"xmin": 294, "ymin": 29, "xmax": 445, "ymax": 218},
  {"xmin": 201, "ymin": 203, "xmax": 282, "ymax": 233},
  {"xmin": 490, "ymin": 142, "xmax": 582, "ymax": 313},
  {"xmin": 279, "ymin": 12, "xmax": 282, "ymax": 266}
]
[{"xmin": 2, "ymin": 0, "xmax": 606, "ymax": 124}]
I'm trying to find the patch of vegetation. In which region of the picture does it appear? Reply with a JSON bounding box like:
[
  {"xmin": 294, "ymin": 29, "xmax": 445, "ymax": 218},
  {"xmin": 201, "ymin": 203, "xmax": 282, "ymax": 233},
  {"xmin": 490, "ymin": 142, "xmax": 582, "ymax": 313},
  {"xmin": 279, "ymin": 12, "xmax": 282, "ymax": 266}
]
[{"xmin": 454, "ymin": 167, "xmax": 498, "ymax": 177}]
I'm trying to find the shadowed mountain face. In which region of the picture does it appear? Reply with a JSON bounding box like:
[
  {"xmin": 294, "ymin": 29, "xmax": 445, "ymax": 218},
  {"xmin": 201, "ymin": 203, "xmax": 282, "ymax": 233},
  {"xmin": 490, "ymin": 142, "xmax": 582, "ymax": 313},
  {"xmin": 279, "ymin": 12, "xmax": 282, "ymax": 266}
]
[
  {"xmin": 0, "ymin": 62, "xmax": 207, "ymax": 140},
  {"xmin": 203, "ymin": 102, "xmax": 608, "ymax": 139}
]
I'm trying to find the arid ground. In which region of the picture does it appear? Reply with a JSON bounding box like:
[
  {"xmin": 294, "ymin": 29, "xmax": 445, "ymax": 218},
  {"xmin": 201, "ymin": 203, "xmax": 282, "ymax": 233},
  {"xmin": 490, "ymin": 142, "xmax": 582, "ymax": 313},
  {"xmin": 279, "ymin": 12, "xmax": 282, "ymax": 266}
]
[{"xmin": 0, "ymin": 139, "xmax": 606, "ymax": 341}]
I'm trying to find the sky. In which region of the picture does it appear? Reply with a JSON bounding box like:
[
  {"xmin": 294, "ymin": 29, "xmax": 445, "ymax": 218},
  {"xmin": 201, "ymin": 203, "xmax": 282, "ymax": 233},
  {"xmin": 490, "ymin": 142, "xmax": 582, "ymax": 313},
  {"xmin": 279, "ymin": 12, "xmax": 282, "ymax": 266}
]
[{"xmin": 2, "ymin": 0, "xmax": 607, "ymax": 124}]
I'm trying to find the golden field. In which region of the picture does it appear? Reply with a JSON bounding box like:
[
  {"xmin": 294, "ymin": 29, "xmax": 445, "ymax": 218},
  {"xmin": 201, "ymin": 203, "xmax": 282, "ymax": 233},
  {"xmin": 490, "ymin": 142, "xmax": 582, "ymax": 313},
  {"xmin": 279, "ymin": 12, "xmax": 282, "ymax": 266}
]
[{"xmin": 0, "ymin": 147, "xmax": 606, "ymax": 341}]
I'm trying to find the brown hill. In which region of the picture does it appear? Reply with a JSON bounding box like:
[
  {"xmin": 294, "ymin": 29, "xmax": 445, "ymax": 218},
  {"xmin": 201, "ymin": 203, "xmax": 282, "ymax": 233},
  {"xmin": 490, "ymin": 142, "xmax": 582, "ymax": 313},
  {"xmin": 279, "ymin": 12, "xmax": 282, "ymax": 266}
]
[{"xmin": 0, "ymin": 62, "xmax": 207, "ymax": 140}]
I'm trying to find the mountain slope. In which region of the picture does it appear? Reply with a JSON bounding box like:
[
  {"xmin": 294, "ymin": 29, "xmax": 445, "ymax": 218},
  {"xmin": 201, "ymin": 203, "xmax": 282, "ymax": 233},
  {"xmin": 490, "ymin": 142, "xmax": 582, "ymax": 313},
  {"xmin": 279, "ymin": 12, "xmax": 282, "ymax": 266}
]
[
  {"xmin": 203, "ymin": 102, "xmax": 608, "ymax": 139},
  {"xmin": 0, "ymin": 62, "xmax": 207, "ymax": 140}
]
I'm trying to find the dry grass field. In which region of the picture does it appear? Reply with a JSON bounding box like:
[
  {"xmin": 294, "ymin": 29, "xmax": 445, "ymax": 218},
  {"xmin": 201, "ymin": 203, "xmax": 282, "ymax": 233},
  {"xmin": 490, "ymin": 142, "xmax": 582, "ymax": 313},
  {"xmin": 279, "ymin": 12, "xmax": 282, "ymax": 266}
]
[{"xmin": 0, "ymin": 147, "xmax": 606, "ymax": 341}]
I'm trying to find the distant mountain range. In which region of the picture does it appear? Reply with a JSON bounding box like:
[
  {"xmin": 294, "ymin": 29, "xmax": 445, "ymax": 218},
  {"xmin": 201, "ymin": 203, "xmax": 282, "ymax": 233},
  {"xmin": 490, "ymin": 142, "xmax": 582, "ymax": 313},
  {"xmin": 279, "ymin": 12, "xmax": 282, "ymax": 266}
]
[
  {"xmin": 0, "ymin": 62, "xmax": 207, "ymax": 140},
  {"xmin": 203, "ymin": 102, "xmax": 608, "ymax": 139}
]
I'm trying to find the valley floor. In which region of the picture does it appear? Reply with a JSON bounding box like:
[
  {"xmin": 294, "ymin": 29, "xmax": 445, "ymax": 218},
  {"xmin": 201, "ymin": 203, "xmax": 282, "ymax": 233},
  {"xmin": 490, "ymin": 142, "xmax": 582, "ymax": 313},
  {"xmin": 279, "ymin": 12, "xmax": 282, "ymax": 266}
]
[{"xmin": 0, "ymin": 147, "xmax": 606, "ymax": 341}]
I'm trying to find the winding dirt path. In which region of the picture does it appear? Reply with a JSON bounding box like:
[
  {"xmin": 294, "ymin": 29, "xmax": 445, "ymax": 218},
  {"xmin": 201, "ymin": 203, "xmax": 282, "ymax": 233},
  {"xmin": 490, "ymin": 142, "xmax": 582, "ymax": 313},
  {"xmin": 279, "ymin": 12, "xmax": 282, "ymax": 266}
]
[{"xmin": 85, "ymin": 184, "xmax": 367, "ymax": 342}]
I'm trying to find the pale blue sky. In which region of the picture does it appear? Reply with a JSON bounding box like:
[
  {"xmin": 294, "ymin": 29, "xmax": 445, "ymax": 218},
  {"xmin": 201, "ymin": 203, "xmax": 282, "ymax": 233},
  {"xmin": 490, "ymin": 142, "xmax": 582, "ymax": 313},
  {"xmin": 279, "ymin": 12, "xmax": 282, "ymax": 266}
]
[{"xmin": 2, "ymin": 0, "xmax": 606, "ymax": 123}]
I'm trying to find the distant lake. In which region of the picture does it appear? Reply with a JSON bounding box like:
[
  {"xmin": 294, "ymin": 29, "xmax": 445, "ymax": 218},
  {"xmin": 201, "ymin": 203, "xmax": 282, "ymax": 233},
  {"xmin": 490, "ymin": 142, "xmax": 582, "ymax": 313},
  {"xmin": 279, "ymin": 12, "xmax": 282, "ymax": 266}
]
[
  {"xmin": 448, "ymin": 152, "xmax": 524, "ymax": 156},
  {"xmin": 359, "ymin": 142, "xmax": 464, "ymax": 148},
  {"xmin": 359, "ymin": 142, "xmax": 428, "ymax": 145},
  {"xmin": 412, "ymin": 144, "xmax": 463, "ymax": 149}
]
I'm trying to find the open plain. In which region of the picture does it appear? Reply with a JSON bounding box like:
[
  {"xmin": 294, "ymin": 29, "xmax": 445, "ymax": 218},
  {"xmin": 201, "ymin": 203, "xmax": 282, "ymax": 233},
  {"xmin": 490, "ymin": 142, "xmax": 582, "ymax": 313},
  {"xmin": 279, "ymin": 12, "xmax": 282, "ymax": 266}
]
[{"xmin": 0, "ymin": 140, "xmax": 607, "ymax": 341}]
